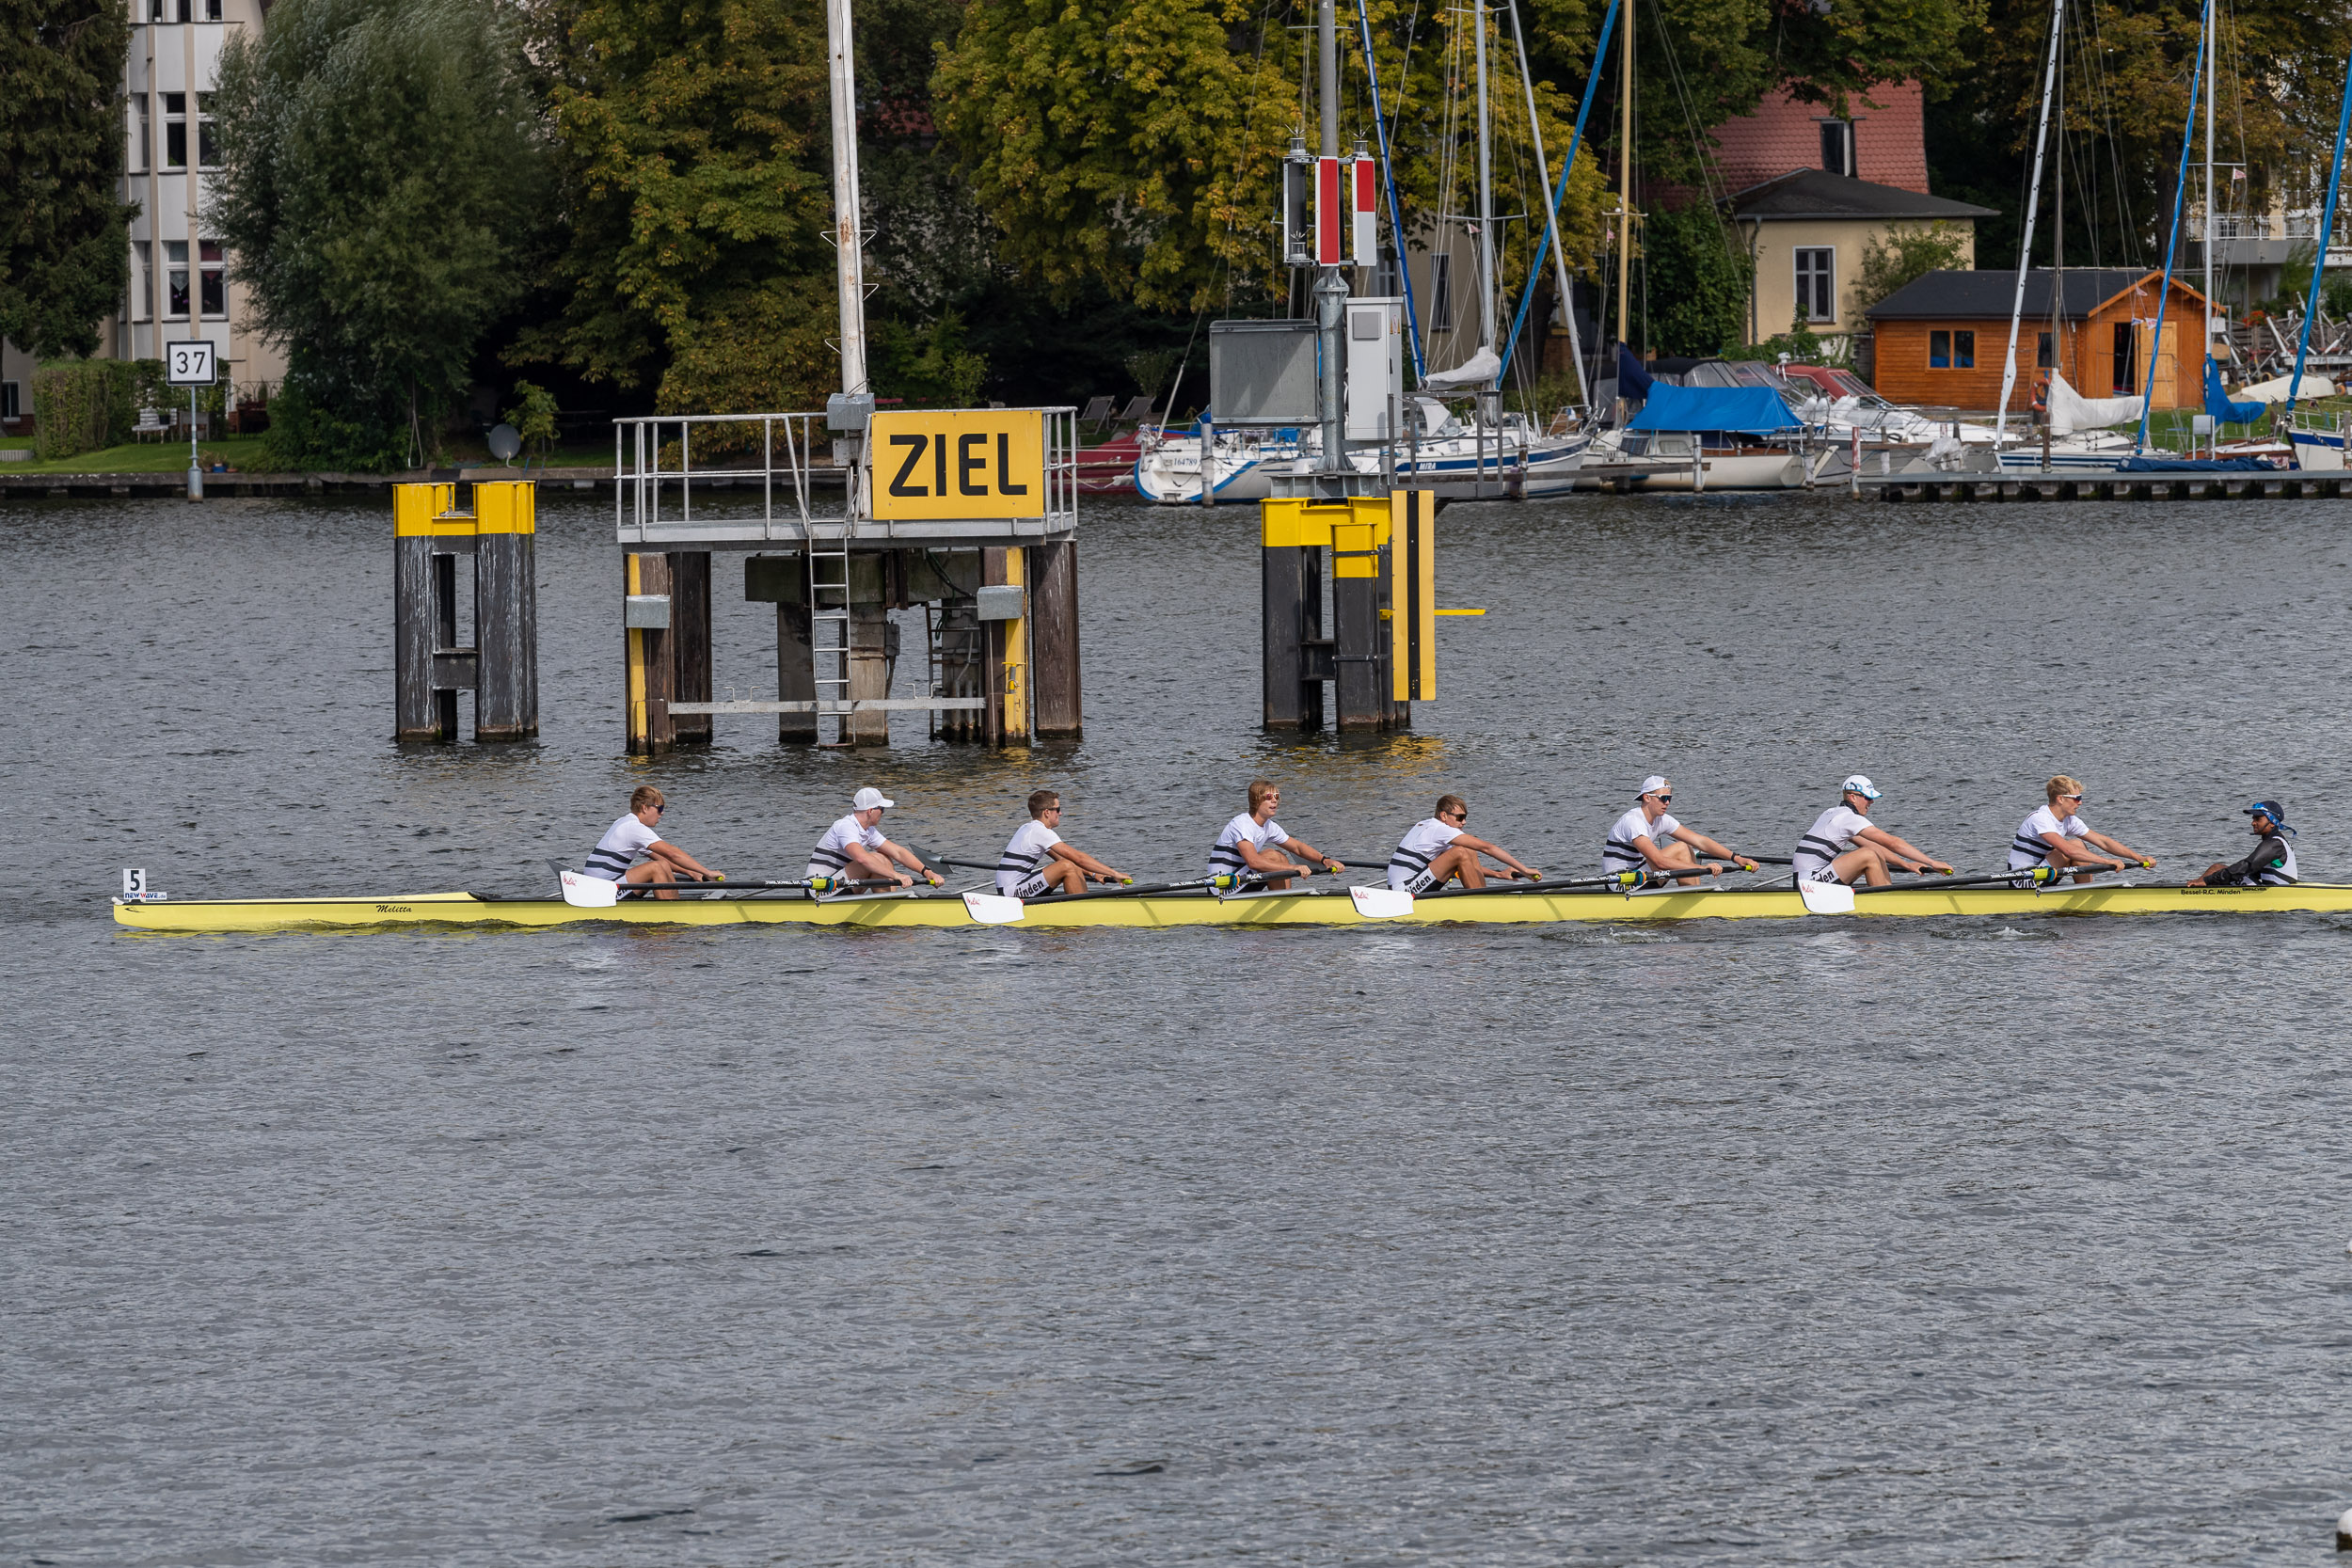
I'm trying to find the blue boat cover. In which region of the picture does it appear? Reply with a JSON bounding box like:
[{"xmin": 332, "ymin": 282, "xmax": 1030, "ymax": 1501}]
[
  {"xmin": 2203, "ymin": 357, "xmax": 2265, "ymax": 426},
  {"xmin": 1625, "ymin": 382, "xmax": 1801, "ymax": 435},
  {"xmin": 2115, "ymin": 455, "xmax": 2277, "ymax": 472},
  {"xmin": 1615, "ymin": 342, "xmax": 1654, "ymax": 403}
]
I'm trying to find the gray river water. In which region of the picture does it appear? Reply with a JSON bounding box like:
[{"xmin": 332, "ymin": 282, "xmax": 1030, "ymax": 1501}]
[{"xmin": 6, "ymin": 490, "xmax": 2352, "ymax": 1565}]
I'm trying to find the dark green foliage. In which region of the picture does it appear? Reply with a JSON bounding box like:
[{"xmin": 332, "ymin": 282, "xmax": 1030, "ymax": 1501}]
[
  {"xmin": 29, "ymin": 358, "xmax": 155, "ymax": 458},
  {"xmin": 1640, "ymin": 203, "xmax": 1748, "ymax": 357},
  {"xmin": 0, "ymin": 0, "xmax": 135, "ymax": 358},
  {"xmin": 210, "ymin": 0, "xmax": 553, "ymax": 470}
]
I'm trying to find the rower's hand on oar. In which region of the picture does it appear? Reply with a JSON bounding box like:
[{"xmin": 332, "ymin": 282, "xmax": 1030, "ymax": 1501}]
[
  {"xmin": 1733, "ymin": 856, "xmax": 1760, "ymax": 873},
  {"xmin": 1322, "ymin": 858, "xmax": 1344, "ymax": 875},
  {"xmin": 921, "ymin": 869, "xmax": 943, "ymax": 887}
]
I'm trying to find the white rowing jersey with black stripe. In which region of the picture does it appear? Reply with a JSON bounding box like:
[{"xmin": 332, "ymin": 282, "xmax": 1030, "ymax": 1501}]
[
  {"xmin": 1602, "ymin": 805, "xmax": 1682, "ymax": 874},
  {"xmin": 1388, "ymin": 817, "xmax": 1463, "ymax": 890},
  {"xmin": 585, "ymin": 813, "xmax": 660, "ymax": 881},
  {"xmin": 1792, "ymin": 804, "xmax": 1872, "ymax": 878},
  {"xmin": 1207, "ymin": 814, "xmax": 1288, "ymax": 880},
  {"xmin": 807, "ymin": 813, "xmax": 886, "ymax": 879},
  {"xmin": 2008, "ymin": 804, "xmax": 2090, "ymax": 870},
  {"xmin": 996, "ymin": 820, "xmax": 1065, "ymax": 895}
]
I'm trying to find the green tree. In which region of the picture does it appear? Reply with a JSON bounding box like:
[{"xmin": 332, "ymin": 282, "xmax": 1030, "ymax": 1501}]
[
  {"xmin": 517, "ymin": 0, "xmax": 838, "ymax": 417},
  {"xmin": 0, "ymin": 0, "xmax": 135, "ymax": 357},
  {"xmin": 211, "ymin": 0, "xmax": 552, "ymax": 469},
  {"xmin": 1928, "ymin": 0, "xmax": 2339, "ymax": 277},
  {"xmin": 1639, "ymin": 201, "xmax": 1748, "ymax": 356},
  {"xmin": 1853, "ymin": 221, "xmax": 1973, "ymax": 316}
]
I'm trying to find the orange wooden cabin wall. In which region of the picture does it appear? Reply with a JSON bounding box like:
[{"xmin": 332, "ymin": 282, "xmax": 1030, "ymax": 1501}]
[{"xmin": 1870, "ymin": 282, "xmax": 2202, "ymax": 411}]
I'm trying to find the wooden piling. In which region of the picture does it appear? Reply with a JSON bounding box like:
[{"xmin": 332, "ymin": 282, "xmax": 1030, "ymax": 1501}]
[
  {"xmin": 669, "ymin": 551, "xmax": 713, "ymax": 746},
  {"xmin": 472, "ymin": 481, "xmax": 538, "ymax": 740},
  {"xmin": 983, "ymin": 546, "xmax": 1029, "ymax": 746},
  {"xmin": 1030, "ymin": 539, "xmax": 1083, "ymax": 738},
  {"xmin": 394, "ymin": 482, "xmax": 464, "ymax": 741},
  {"xmin": 848, "ymin": 553, "xmax": 894, "ymax": 746},
  {"xmin": 625, "ymin": 552, "xmax": 675, "ymax": 755}
]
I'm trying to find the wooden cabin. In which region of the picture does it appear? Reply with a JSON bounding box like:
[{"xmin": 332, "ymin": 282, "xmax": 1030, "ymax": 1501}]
[{"xmin": 1865, "ymin": 269, "xmax": 2210, "ymax": 410}]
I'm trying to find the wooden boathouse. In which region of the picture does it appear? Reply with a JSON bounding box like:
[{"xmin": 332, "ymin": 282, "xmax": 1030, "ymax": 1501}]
[{"xmin": 1866, "ymin": 268, "xmax": 2210, "ymax": 410}]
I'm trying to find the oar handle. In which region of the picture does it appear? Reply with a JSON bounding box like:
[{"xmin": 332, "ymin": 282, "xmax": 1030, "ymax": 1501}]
[{"xmin": 1705, "ymin": 854, "xmax": 1793, "ymax": 866}]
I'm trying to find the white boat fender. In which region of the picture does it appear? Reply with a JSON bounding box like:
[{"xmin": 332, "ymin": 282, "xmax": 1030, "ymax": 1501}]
[
  {"xmin": 961, "ymin": 891, "xmax": 1026, "ymax": 925},
  {"xmin": 1349, "ymin": 885, "xmax": 1414, "ymax": 920}
]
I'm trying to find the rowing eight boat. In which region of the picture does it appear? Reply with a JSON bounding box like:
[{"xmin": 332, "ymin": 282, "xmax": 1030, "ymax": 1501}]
[{"xmin": 110, "ymin": 879, "xmax": 2352, "ymax": 932}]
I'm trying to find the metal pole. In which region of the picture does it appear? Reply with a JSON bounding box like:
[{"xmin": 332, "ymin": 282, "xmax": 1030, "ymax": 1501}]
[
  {"xmin": 1315, "ymin": 0, "xmax": 1349, "ymax": 484},
  {"xmin": 2287, "ymin": 42, "xmax": 2352, "ymax": 418},
  {"xmin": 1498, "ymin": 0, "xmax": 1586, "ymax": 407},
  {"xmin": 186, "ymin": 385, "xmax": 201, "ymax": 500},
  {"xmin": 826, "ymin": 0, "xmax": 867, "ymax": 399}
]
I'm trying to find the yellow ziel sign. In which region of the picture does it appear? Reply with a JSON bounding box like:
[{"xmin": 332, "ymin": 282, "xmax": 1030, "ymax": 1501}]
[{"xmin": 869, "ymin": 409, "xmax": 1045, "ymax": 520}]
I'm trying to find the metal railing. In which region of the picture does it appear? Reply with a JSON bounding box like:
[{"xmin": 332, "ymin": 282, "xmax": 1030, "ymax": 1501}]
[{"xmin": 613, "ymin": 407, "xmax": 1082, "ymax": 546}]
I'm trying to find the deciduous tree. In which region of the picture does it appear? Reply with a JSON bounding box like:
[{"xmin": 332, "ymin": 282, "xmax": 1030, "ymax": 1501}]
[
  {"xmin": 0, "ymin": 0, "xmax": 135, "ymax": 358},
  {"xmin": 211, "ymin": 0, "xmax": 552, "ymax": 468}
]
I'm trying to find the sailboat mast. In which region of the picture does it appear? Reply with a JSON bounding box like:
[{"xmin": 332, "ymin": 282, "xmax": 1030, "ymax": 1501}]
[
  {"xmin": 1614, "ymin": 0, "xmax": 1633, "ymax": 361},
  {"xmin": 2202, "ymin": 1, "xmax": 2216, "ymax": 376},
  {"xmin": 826, "ymin": 0, "xmax": 867, "ymax": 400},
  {"xmin": 1996, "ymin": 0, "xmax": 2067, "ymax": 439},
  {"xmin": 1473, "ymin": 0, "xmax": 1497, "ymax": 348},
  {"xmin": 2051, "ymin": 24, "xmax": 2063, "ymax": 390}
]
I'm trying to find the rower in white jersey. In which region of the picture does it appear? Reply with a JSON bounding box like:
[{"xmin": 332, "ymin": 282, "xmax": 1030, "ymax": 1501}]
[
  {"xmin": 2007, "ymin": 774, "xmax": 2151, "ymax": 883},
  {"xmin": 994, "ymin": 789, "xmax": 1130, "ymax": 897},
  {"xmin": 1791, "ymin": 774, "xmax": 1954, "ymax": 887},
  {"xmin": 806, "ymin": 786, "xmax": 940, "ymax": 890},
  {"xmin": 1205, "ymin": 779, "xmax": 1343, "ymax": 891},
  {"xmin": 1600, "ymin": 775, "xmax": 1760, "ymax": 886},
  {"xmin": 1387, "ymin": 795, "xmax": 1540, "ymax": 892},
  {"xmin": 583, "ymin": 785, "xmax": 722, "ymax": 899}
]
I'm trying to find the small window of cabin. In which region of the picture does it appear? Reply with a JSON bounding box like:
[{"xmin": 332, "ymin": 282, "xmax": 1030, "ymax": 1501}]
[
  {"xmin": 2111, "ymin": 324, "xmax": 2138, "ymax": 392},
  {"xmin": 2036, "ymin": 331, "xmax": 2054, "ymax": 369},
  {"xmin": 1929, "ymin": 330, "xmax": 1951, "ymax": 369},
  {"xmin": 1951, "ymin": 330, "xmax": 1975, "ymax": 369}
]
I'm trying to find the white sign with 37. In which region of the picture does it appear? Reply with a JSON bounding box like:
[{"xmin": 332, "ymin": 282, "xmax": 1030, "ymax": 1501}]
[{"xmin": 166, "ymin": 340, "xmax": 216, "ymax": 387}]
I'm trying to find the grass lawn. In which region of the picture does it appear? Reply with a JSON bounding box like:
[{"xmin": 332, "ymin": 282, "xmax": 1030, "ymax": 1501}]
[
  {"xmin": 1, "ymin": 436, "xmax": 272, "ymax": 475},
  {"xmin": 0, "ymin": 434, "xmax": 617, "ymax": 476}
]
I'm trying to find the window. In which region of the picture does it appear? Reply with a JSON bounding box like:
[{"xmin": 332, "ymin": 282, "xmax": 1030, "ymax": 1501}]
[
  {"xmin": 133, "ymin": 241, "xmax": 152, "ymax": 322},
  {"xmin": 1929, "ymin": 329, "xmax": 1951, "ymax": 369},
  {"xmin": 1794, "ymin": 247, "xmax": 1835, "ymax": 322},
  {"xmin": 131, "ymin": 100, "xmax": 149, "ymax": 173},
  {"xmin": 197, "ymin": 94, "xmax": 217, "ymax": 167},
  {"xmin": 165, "ymin": 240, "xmax": 190, "ymax": 318},
  {"xmin": 1951, "ymin": 330, "xmax": 1975, "ymax": 368},
  {"xmin": 1819, "ymin": 120, "xmax": 1853, "ymax": 177},
  {"xmin": 163, "ymin": 92, "xmax": 186, "ymax": 169},
  {"xmin": 2036, "ymin": 331, "xmax": 2054, "ymax": 368},
  {"xmin": 149, "ymin": 0, "xmax": 222, "ymax": 19},
  {"xmin": 199, "ymin": 241, "xmax": 226, "ymax": 317},
  {"xmin": 2112, "ymin": 323, "xmax": 2138, "ymax": 392},
  {"xmin": 1429, "ymin": 252, "xmax": 1454, "ymax": 333},
  {"xmin": 1, "ymin": 382, "xmax": 19, "ymax": 420}
]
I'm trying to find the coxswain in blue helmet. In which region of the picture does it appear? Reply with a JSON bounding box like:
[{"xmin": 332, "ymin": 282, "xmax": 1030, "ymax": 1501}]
[{"xmin": 2188, "ymin": 800, "xmax": 2299, "ymax": 887}]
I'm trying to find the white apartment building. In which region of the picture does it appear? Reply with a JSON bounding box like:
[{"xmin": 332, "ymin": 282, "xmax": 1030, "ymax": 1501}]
[{"xmin": 0, "ymin": 0, "xmax": 284, "ymax": 435}]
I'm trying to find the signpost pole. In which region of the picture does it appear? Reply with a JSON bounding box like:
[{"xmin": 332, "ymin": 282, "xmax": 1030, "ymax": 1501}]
[{"xmin": 187, "ymin": 387, "xmax": 201, "ymax": 501}]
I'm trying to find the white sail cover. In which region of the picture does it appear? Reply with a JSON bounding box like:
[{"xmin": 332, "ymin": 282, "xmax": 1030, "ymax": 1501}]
[
  {"xmin": 1422, "ymin": 345, "xmax": 1502, "ymax": 391},
  {"xmin": 2233, "ymin": 372, "xmax": 2337, "ymax": 404},
  {"xmin": 2047, "ymin": 371, "xmax": 2144, "ymax": 436}
]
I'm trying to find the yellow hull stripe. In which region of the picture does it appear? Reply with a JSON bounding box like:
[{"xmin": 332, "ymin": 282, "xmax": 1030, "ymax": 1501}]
[{"xmin": 111, "ymin": 881, "xmax": 2352, "ymax": 933}]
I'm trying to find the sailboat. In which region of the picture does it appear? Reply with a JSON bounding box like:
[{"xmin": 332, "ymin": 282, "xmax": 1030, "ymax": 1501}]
[{"xmin": 1134, "ymin": 0, "xmax": 1590, "ymax": 504}]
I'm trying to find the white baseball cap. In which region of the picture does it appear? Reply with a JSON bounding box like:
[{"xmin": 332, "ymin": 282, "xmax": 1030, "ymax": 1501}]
[
  {"xmin": 1638, "ymin": 775, "xmax": 1669, "ymax": 796},
  {"xmin": 1840, "ymin": 774, "xmax": 1883, "ymax": 800},
  {"xmin": 852, "ymin": 786, "xmax": 895, "ymax": 811}
]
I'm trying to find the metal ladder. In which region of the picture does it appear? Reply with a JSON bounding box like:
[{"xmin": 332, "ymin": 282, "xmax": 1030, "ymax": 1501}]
[{"xmin": 806, "ymin": 517, "xmax": 852, "ymax": 744}]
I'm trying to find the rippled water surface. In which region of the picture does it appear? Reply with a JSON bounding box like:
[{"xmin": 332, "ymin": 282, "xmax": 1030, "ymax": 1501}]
[{"xmin": 7, "ymin": 491, "xmax": 2352, "ymax": 1565}]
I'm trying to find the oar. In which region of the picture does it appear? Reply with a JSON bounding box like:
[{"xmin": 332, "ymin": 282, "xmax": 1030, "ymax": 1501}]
[
  {"xmin": 1416, "ymin": 869, "xmax": 1647, "ymax": 899},
  {"xmin": 929, "ymin": 854, "xmax": 1136, "ymax": 889},
  {"xmin": 1701, "ymin": 854, "xmax": 1794, "ymax": 866},
  {"xmin": 1855, "ymin": 865, "xmax": 2100, "ymax": 895}
]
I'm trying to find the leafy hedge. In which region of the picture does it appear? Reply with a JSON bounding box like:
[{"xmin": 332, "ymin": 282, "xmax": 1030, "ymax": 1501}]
[{"xmin": 30, "ymin": 359, "xmax": 168, "ymax": 459}]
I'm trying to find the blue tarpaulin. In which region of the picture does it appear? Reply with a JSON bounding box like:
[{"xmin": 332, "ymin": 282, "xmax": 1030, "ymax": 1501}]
[
  {"xmin": 1615, "ymin": 342, "xmax": 1654, "ymax": 403},
  {"xmin": 2203, "ymin": 357, "xmax": 2265, "ymax": 425},
  {"xmin": 2115, "ymin": 455, "xmax": 2277, "ymax": 472},
  {"xmin": 1624, "ymin": 382, "xmax": 1801, "ymax": 436}
]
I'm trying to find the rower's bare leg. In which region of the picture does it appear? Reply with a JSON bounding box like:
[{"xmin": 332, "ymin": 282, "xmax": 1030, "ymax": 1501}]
[
  {"xmin": 1427, "ymin": 846, "xmax": 1484, "ymax": 889},
  {"xmin": 625, "ymin": 861, "xmax": 678, "ymax": 900},
  {"xmin": 1041, "ymin": 860, "xmax": 1088, "ymax": 895},
  {"xmin": 1650, "ymin": 843, "xmax": 1704, "ymax": 886},
  {"xmin": 1831, "ymin": 846, "xmax": 1891, "ymax": 888}
]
